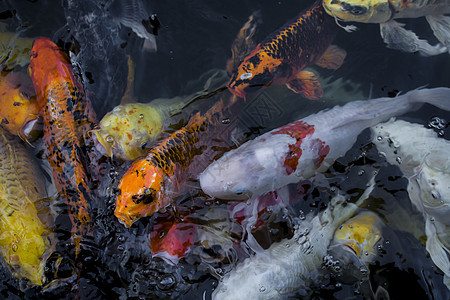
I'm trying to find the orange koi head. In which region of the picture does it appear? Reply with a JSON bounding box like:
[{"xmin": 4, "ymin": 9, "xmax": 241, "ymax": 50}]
[
  {"xmin": 115, "ymin": 158, "xmax": 166, "ymax": 227},
  {"xmin": 0, "ymin": 71, "xmax": 40, "ymax": 137},
  {"xmin": 28, "ymin": 37, "xmax": 78, "ymax": 101},
  {"xmin": 227, "ymin": 46, "xmax": 282, "ymax": 98}
]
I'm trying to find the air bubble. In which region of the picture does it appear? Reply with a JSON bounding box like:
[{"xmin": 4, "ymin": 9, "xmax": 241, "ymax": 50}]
[
  {"xmin": 105, "ymin": 135, "xmax": 115, "ymax": 144},
  {"xmin": 11, "ymin": 243, "xmax": 18, "ymax": 252},
  {"xmin": 396, "ymin": 157, "xmax": 402, "ymax": 164},
  {"xmin": 358, "ymin": 170, "xmax": 365, "ymax": 176},
  {"xmin": 221, "ymin": 118, "xmax": 231, "ymax": 125},
  {"xmin": 376, "ymin": 136, "xmax": 383, "ymax": 141},
  {"xmin": 139, "ymin": 114, "xmax": 144, "ymax": 119},
  {"xmin": 259, "ymin": 286, "xmax": 266, "ymax": 292}
]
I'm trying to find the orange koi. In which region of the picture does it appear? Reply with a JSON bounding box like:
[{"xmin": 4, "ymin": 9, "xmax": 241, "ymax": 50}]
[
  {"xmin": 28, "ymin": 37, "xmax": 97, "ymax": 255},
  {"xmin": 227, "ymin": 0, "xmax": 346, "ymax": 100},
  {"xmin": 115, "ymin": 98, "xmax": 238, "ymax": 227},
  {"xmin": 0, "ymin": 70, "xmax": 39, "ymax": 138}
]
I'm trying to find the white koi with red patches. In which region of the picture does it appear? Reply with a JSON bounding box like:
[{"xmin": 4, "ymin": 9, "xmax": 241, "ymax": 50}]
[{"xmin": 200, "ymin": 88, "xmax": 450, "ymax": 200}]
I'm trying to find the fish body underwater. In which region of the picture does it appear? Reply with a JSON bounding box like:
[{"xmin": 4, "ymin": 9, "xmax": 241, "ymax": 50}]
[
  {"xmin": 322, "ymin": 0, "xmax": 450, "ymax": 55},
  {"xmin": 200, "ymin": 87, "xmax": 450, "ymax": 200},
  {"xmin": 28, "ymin": 37, "xmax": 97, "ymax": 254},
  {"xmin": 227, "ymin": 0, "xmax": 346, "ymax": 99},
  {"xmin": 0, "ymin": 126, "xmax": 49, "ymax": 285},
  {"xmin": 371, "ymin": 118, "xmax": 450, "ymax": 289},
  {"xmin": 213, "ymin": 179, "xmax": 375, "ymax": 299},
  {"xmin": 114, "ymin": 98, "xmax": 240, "ymax": 227}
]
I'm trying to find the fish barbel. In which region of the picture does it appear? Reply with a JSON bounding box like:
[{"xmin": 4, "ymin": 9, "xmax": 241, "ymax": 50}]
[
  {"xmin": 28, "ymin": 37, "xmax": 97, "ymax": 255},
  {"xmin": 0, "ymin": 126, "xmax": 49, "ymax": 285},
  {"xmin": 200, "ymin": 87, "xmax": 450, "ymax": 200},
  {"xmin": 228, "ymin": 0, "xmax": 346, "ymax": 100}
]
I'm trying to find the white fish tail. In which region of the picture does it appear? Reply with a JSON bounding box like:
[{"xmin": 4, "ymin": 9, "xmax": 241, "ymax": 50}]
[{"xmin": 406, "ymin": 87, "xmax": 450, "ymax": 111}]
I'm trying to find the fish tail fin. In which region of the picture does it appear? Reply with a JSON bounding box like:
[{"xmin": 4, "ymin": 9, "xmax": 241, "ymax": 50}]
[
  {"xmin": 109, "ymin": 0, "xmax": 158, "ymax": 52},
  {"xmin": 406, "ymin": 87, "xmax": 450, "ymax": 111}
]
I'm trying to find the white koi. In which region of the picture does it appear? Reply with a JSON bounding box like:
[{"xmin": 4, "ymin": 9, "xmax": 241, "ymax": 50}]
[
  {"xmin": 200, "ymin": 88, "xmax": 450, "ymax": 200},
  {"xmin": 371, "ymin": 118, "xmax": 450, "ymax": 290}
]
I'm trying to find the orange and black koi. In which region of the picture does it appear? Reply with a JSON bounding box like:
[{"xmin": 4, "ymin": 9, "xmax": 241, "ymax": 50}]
[
  {"xmin": 115, "ymin": 98, "xmax": 238, "ymax": 227},
  {"xmin": 28, "ymin": 37, "xmax": 97, "ymax": 255},
  {"xmin": 228, "ymin": 0, "xmax": 346, "ymax": 99}
]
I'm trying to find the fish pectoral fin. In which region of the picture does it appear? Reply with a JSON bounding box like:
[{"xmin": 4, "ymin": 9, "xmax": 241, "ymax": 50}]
[
  {"xmin": 380, "ymin": 20, "xmax": 447, "ymax": 56},
  {"xmin": 315, "ymin": 45, "xmax": 347, "ymax": 70},
  {"xmin": 426, "ymin": 15, "xmax": 450, "ymax": 52},
  {"xmin": 286, "ymin": 70, "xmax": 323, "ymax": 100}
]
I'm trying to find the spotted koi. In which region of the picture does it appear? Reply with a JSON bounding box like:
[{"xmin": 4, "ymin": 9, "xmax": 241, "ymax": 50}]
[
  {"xmin": 228, "ymin": 0, "xmax": 346, "ymax": 99},
  {"xmin": 28, "ymin": 37, "xmax": 97, "ymax": 255},
  {"xmin": 115, "ymin": 98, "xmax": 240, "ymax": 227}
]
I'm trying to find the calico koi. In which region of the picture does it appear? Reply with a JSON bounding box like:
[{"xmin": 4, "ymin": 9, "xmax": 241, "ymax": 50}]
[
  {"xmin": 28, "ymin": 37, "xmax": 97, "ymax": 255},
  {"xmin": 227, "ymin": 0, "xmax": 346, "ymax": 99}
]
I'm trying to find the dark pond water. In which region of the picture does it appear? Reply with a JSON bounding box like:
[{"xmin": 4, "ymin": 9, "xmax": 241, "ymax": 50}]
[{"xmin": 0, "ymin": 0, "xmax": 449, "ymax": 299}]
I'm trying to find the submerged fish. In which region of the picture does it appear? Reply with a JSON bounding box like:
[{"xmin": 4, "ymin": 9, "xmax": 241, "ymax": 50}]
[
  {"xmin": 0, "ymin": 126, "xmax": 49, "ymax": 285},
  {"xmin": 114, "ymin": 98, "xmax": 240, "ymax": 227},
  {"xmin": 0, "ymin": 70, "xmax": 39, "ymax": 138},
  {"xmin": 200, "ymin": 88, "xmax": 450, "ymax": 200},
  {"xmin": 322, "ymin": 0, "xmax": 450, "ymax": 56},
  {"xmin": 213, "ymin": 178, "xmax": 376, "ymax": 299},
  {"xmin": 228, "ymin": 0, "xmax": 346, "ymax": 99},
  {"xmin": 61, "ymin": 0, "xmax": 129, "ymax": 118},
  {"xmin": 0, "ymin": 23, "xmax": 34, "ymax": 69},
  {"xmin": 28, "ymin": 37, "xmax": 97, "ymax": 255},
  {"xmin": 150, "ymin": 213, "xmax": 196, "ymax": 265},
  {"xmin": 371, "ymin": 119, "xmax": 450, "ymax": 289},
  {"xmin": 106, "ymin": 0, "xmax": 159, "ymax": 52}
]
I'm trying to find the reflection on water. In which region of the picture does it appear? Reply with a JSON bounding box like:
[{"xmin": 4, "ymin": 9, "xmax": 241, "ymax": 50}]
[{"xmin": 0, "ymin": 0, "xmax": 449, "ymax": 299}]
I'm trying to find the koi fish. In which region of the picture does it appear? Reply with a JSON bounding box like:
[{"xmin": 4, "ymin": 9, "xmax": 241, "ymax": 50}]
[
  {"xmin": 200, "ymin": 88, "xmax": 450, "ymax": 200},
  {"xmin": 0, "ymin": 70, "xmax": 39, "ymax": 139},
  {"xmin": 28, "ymin": 37, "xmax": 97, "ymax": 255},
  {"xmin": 0, "ymin": 126, "xmax": 49, "ymax": 285},
  {"xmin": 114, "ymin": 98, "xmax": 240, "ymax": 227},
  {"xmin": 150, "ymin": 213, "xmax": 196, "ymax": 265},
  {"xmin": 322, "ymin": 0, "xmax": 450, "ymax": 56},
  {"xmin": 212, "ymin": 177, "xmax": 375, "ymax": 299},
  {"xmin": 227, "ymin": 0, "xmax": 346, "ymax": 99},
  {"xmin": 325, "ymin": 211, "xmax": 383, "ymax": 284},
  {"xmin": 371, "ymin": 119, "xmax": 450, "ymax": 289}
]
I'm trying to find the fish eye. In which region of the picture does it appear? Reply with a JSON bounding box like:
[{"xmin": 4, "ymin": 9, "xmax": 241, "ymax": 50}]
[{"xmin": 341, "ymin": 3, "xmax": 367, "ymax": 15}]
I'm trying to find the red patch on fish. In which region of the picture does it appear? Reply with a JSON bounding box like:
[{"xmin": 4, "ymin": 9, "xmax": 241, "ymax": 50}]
[
  {"xmin": 271, "ymin": 121, "xmax": 313, "ymax": 175},
  {"xmin": 150, "ymin": 214, "xmax": 196, "ymax": 264}
]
